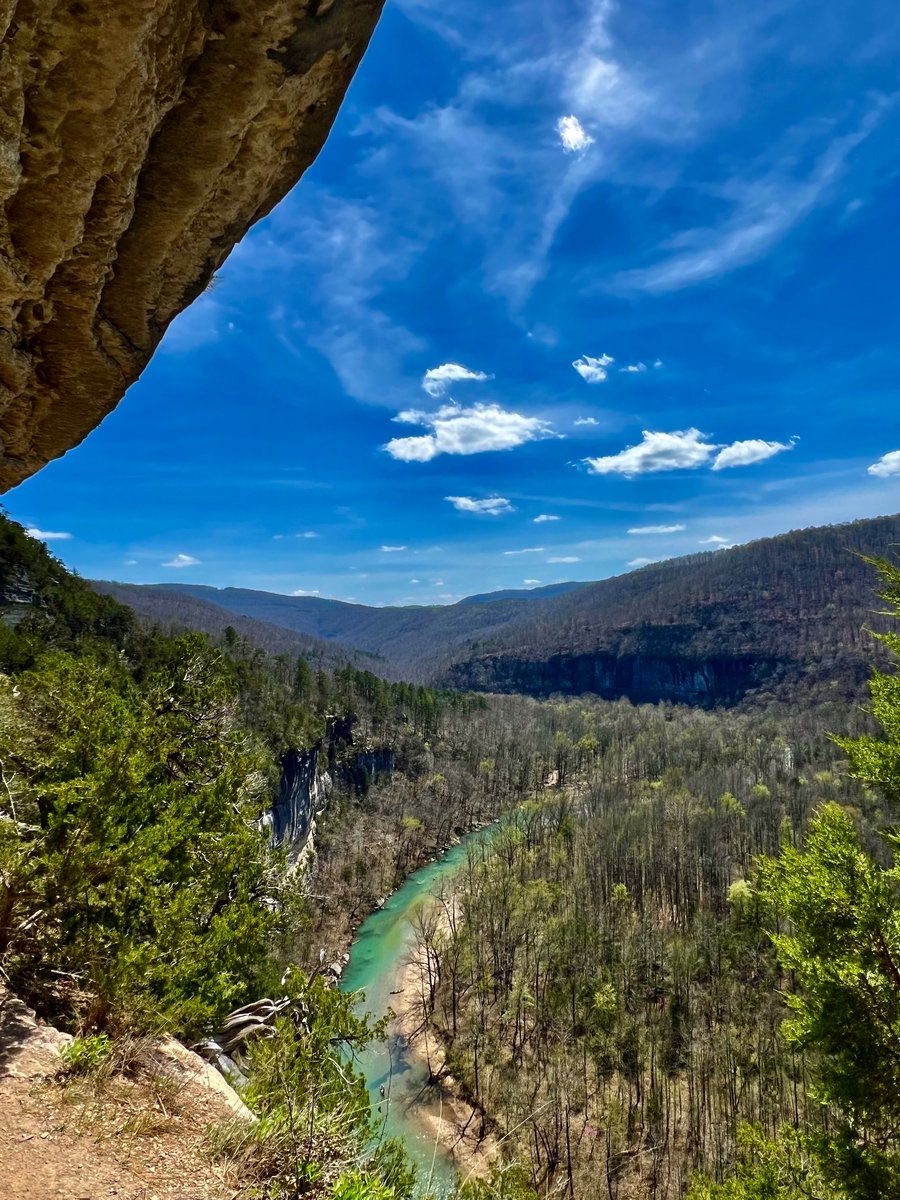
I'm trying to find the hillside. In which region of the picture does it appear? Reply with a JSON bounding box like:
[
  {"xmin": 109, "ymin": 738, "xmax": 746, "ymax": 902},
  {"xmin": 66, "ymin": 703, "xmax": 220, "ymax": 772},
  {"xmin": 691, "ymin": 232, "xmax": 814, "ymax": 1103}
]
[
  {"xmin": 104, "ymin": 582, "xmax": 564, "ymax": 680},
  {"xmin": 442, "ymin": 513, "xmax": 900, "ymax": 704},
  {"xmin": 100, "ymin": 513, "xmax": 900, "ymax": 706},
  {"xmin": 93, "ymin": 580, "xmax": 388, "ymax": 676}
]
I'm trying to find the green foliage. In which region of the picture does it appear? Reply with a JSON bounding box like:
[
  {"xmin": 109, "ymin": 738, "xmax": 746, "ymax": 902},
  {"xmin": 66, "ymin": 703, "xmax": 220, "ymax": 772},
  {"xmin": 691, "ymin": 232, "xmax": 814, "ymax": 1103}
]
[
  {"xmin": 0, "ymin": 641, "xmax": 286, "ymax": 1036},
  {"xmin": 458, "ymin": 1164, "xmax": 539, "ymax": 1199},
  {"xmin": 59, "ymin": 1032, "xmax": 112, "ymax": 1076},
  {"xmin": 687, "ymin": 1125, "xmax": 833, "ymax": 1199},
  {"xmin": 331, "ymin": 1172, "xmax": 394, "ymax": 1200}
]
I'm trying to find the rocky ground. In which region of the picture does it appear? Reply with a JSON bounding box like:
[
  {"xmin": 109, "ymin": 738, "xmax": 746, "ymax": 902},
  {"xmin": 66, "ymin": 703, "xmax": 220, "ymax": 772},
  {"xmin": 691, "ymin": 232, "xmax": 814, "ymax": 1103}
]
[{"xmin": 0, "ymin": 988, "xmax": 252, "ymax": 1200}]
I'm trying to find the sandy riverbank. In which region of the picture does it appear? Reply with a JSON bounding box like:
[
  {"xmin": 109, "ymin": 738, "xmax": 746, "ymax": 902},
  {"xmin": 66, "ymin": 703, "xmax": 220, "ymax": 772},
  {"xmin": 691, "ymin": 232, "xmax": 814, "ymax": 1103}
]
[{"xmin": 388, "ymin": 925, "xmax": 499, "ymax": 1185}]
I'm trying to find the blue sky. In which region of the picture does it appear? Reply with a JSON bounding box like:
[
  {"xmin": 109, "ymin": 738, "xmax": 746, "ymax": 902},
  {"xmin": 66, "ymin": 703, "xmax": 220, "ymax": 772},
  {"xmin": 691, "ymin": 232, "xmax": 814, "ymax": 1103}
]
[{"xmin": 8, "ymin": 0, "xmax": 900, "ymax": 605}]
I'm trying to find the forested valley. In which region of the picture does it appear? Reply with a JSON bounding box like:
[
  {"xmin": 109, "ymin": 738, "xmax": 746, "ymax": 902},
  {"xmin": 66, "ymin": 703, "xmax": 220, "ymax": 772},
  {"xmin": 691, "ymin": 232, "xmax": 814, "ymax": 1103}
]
[{"xmin": 5, "ymin": 508, "xmax": 900, "ymax": 1200}]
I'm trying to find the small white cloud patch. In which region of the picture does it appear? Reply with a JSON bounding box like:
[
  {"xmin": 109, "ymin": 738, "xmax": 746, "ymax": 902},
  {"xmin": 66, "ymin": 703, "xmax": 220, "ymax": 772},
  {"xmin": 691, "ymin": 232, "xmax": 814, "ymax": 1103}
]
[
  {"xmin": 292, "ymin": 589, "xmax": 320, "ymax": 596},
  {"xmin": 585, "ymin": 429, "xmax": 717, "ymax": 477},
  {"xmin": 524, "ymin": 579, "xmax": 542, "ymax": 585},
  {"xmin": 712, "ymin": 438, "xmax": 796, "ymax": 470},
  {"xmin": 699, "ymin": 535, "xmax": 732, "ymax": 545},
  {"xmin": 385, "ymin": 403, "xmax": 553, "ymax": 463},
  {"xmin": 868, "ymin": 451, "xmax": 900, "ymax": 478},
  {"xmin": 573, "ymin": 354, "xmax": 614, "ymax": 384},
  {"xmin": 162, "ymin": 553, "xmax": 200, "ymax": 568},
  {"xmin": 534, "ymin": 514, "xmax": 560, "ymax": 523},
  {"xmin": 25, "ymin": 527, "xmax": 72, "ymax": 541},
  {"xmin": 445, "ymin": 496, "xmax": 516, "ymax": 516},
  {"xmin": 574, "ymin": 417, "xmax": 600, "ymax": 426},
  {"xmin": 422, "ymin": 362, "xmax": 491, "ymax": 398},
  {"xmin": 628, "ymin": 557, "xmax": 654, "ymax": 568},
  {"xmin": 380, "ymin": 545, "xmax": 407, "ymax": 552},
  {"xmin": 548, "ymin": 555, "xmax": 580, "ymax": 563},
  {"xmin": 619, "ymin": 362, "xmax": 647, "ymax": 374},
  {"xmin": 557, "ymin": 115, "xmax": 594, "ymax": 153},
  {"xmin": 503, "ymin": 547, "xmax": 544, "ymax": 556},
  {"xmin": 627, "ymin": 524, "xmax": 685, "ymax": 535},
  {"xmin": 297, "ymin": 531, "xmax": 319, "ymax": 539}
]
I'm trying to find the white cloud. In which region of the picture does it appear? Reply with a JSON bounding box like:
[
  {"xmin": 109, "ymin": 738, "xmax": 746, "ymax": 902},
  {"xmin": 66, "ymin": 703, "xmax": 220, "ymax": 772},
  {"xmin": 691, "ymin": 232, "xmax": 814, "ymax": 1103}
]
[
  {"xmin": 446, "ymin": 496, "xmax": 515, "ymax": 516},
  {"xmin": 410, "ymin": 578, "xmax": 421, "ymax": 584},
  {"xmin": 123, "ymin": 558, "xmax": 138, "ymax": 566},
  {"xmin": 628, "ymin": 557, "xmax": 654, "ymax": 568},
  {"xmin": 162, "ymin": 553, "xmax": 200, "ymax": 569},
  {"xmin": 422, "ymin": 362, "xmax": 491, "ymax": 397},
  {"xmin": 619, "ymin": 362, "xmax": 647, "ymax": 374},
  {"xmin": 628, "ymin": 524, "xmax": 686, "ymax": 535},
  {"xmin": 385, "ymin": 402, "xmax": 553, "ymax": 462},
  {"xmin": 653, "ymin": 360, "xmax": 664, "ymax": 369},
  {"xmin": 524, "ymin": 579, "xmax": 542, "ymax": 586},
  {"xmin": 712, "ymin": 438, "xmax": 795, "ymax": 470},
  {"xmin": 585, "ymin": 429, "xmax": 717, "ymax": 477},
  {"xmin": 557, "ymin": 115, "xmax": 594, "ymax": 153},
  {"xmin": 548, "ymin": 555, "xmax": 580, "ymax": 563},
  {"xmin": 380, "ymin": 545, "xmax": 408, "ymax": 552},
  {"xmin": 534, "ymin": 514, "xmax": 560, "ymax": 523},
  {"xmin": 25, "ymin": 527, "xmax": 72, "ymax": 542},
  {"xmin": 573, "ymin": 354, "xmax": 614, "ymax": 383},
  {"xmin": 699, "ymin": 534, "xmax": 732, "ymax": 544},
  {"xmin": 868, "ymin": 451, "xmax": 900, "ymax": 479},
  {"xmin": 292, "ymin": 589, "xmax": 320, "ymax": 596},
  {"xmin": 503, "ymin": 547, "xmax": 544, "ymax": 556},
  {"xmin": 574, "ymin": 416, "xmax": 600, "ymax": 426},
  {"xmin": 297, "ymin": 531, "xmax": 319, "ymax": 538}
]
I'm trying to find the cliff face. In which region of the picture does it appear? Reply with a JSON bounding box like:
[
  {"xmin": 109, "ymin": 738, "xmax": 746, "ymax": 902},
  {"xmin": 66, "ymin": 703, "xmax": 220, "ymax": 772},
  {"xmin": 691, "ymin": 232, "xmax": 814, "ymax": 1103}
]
[
  {"xmin": 0, "ymin": 0, "xmax": 384, "ymax": 491},
  {"xmin": 446, "ymin": 652, "xmax": 786, "ymax": 706}
]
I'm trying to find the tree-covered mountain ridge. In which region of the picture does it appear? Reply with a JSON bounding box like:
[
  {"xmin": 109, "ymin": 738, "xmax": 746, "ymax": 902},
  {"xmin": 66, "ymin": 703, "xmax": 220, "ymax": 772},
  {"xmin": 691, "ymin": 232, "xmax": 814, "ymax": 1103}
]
[{"xmin": 100, "ymin": 513, "xmax": 900, "ymax": 705}]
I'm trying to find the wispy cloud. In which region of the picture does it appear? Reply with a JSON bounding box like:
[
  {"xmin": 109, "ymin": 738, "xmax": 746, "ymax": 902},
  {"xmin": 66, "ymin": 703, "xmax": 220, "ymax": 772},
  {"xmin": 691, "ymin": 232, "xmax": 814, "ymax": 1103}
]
[
  {"xmin": 524, "ymin": 578, "xmax": 542, "ymax": 585},
  {"xmin": 628, "ymin": 523, "xmax": 686, "ymax": 535},
  {"xmin": 25, "ymin": 527, "xmax": 72, "ymax": 542},
  {"xmin": 502, "ymin": 547, "xmax": 544, "ymax": 555},
  {"xmin": 699, "ymin": 534, "xmax": 732, "ymax": 544},
  {"xmin": 573, "ymin": 353, "xmax": 614, "ymax": 383},
  {"xmin": 619, "ymin": 362, "xmax": 647, "ymax": 374},
  {"xmin": 712, "ymin": 438, "xmax": 795, "ymax": 470},
  {"xmin": 380, "ymin": 545, "xmax": 408, "ymax": 552},
  {"xmin": 548, "ymin": 555, "xmax": 580, "ymax": 563},
  {"xmin": 533, "ymin": 514, "xmax": 561, "ymax": 523},
  {"xmin": 446, "ymin": 495, "xmax": 515, "ymax": 515},
  {"xmin": 385, "ymin": 403, "xmax": 554, "ymax": 462},
  {"xmin": 162, "ymin": 553, "xmax": 200, "ymax": 569},
  {"xmin": 574, "ymin": 416, "xmax": 600, "ymax": 426},
  {"xmin": 627, "ymin": 557, "xmax": 654, "ymax": 568},
  {"xmin": 868, "ymin": 451, "xmax": 900, "ymax": 478},
  {"xmin": 585, "ymin": 429, "xmax": 717, "ymax": 476},
  {"xmin": 422, "ymin": 362, "xmax": 491, "ymax": 397},
  {"xmin": 297, "ymin": 531, "xmax": 319, "ymax": 539},
  {"xmin": 613, "ymin": 102, "xmax": 891, "ymax": 294},
  {"xmin": 557, "ymin": 115, "xmax": 594, "ymax": 153},
  {"xmin": 291, "ymin": 589, "xmax": 320, "ymax": 597}
]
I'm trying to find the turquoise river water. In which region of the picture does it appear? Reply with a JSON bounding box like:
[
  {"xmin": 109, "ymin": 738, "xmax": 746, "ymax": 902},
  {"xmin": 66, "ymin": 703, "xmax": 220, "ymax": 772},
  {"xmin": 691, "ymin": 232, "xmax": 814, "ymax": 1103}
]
[{"xmin": 339, "ymin": 828, "xmax": 496, "ymax": 1197}]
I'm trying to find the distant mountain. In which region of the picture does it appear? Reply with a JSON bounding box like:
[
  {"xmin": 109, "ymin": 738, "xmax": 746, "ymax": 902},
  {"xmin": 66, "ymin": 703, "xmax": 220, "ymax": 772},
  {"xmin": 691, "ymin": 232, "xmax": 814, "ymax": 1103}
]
[
  {"xmin": 92, "ymin": 581, "xmax": 389, "ymax": 675},
  {"xmin": 103, "ymin": 582, "xmax": 570, "ymax": 680},
  {"xmin": 442, "ymin": 514, "xmax": 900, "ymax": 706},
  {"xmin": 457, "ymin": 581, "xmax": 588, "ymax": 605},
  {"xmin": 94, "ymin": 514, "xmax": 900, "ymax": 706}
]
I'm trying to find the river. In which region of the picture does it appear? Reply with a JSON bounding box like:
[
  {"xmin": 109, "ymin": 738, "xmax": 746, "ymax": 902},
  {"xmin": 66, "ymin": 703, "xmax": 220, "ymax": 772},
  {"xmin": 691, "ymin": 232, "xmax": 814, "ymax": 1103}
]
[{"xmin": 339, "ymin": 828, "xmax": 496, "ymax": 1197}]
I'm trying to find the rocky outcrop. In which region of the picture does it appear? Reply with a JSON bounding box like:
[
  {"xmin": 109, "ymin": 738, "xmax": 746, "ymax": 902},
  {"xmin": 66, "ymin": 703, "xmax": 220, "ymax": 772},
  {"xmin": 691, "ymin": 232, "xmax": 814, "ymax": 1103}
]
[
  {"xmin": 0, "ymin": 0, "xmax": 384, "ymax": 491},
  {"xmin": 266, "ymin": 746, "xmax": 329, "ymax": 860},
  {"xmin": 336, "ymin": 745, "xmax": 394, "ymax": 794},
  {"xmin": 445, "ymin": 652, "xmax": 786, "ymax": 707}
]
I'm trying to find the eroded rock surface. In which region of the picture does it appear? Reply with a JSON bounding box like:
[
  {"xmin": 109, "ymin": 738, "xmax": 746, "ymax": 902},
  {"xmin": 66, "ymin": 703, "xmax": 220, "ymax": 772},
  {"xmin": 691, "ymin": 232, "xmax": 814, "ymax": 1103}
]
[{"xmin": 0, "ymin": 0, "xmax": 384, "ymax": 491}]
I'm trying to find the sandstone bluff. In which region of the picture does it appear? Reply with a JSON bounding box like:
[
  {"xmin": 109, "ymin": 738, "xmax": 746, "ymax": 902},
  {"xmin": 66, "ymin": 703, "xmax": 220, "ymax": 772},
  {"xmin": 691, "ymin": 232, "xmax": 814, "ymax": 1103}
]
[{"xmin": 0, "ymin": 0, "xmax": 384, "ymax": 492}]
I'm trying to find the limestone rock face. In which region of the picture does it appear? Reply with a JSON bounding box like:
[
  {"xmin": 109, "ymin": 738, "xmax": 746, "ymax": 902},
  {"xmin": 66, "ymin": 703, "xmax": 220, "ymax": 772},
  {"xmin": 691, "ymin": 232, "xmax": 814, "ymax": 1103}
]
[{"xmin": 0, "ymin": 0, "xmax": 384, "ymax": 491}]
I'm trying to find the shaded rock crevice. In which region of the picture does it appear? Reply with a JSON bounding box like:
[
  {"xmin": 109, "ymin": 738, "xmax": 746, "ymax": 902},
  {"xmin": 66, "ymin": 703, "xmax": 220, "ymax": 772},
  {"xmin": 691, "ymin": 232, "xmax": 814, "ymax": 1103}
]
[{"xmin": 0, "ymin": 0, "xmax": 384, "ymax": 490}]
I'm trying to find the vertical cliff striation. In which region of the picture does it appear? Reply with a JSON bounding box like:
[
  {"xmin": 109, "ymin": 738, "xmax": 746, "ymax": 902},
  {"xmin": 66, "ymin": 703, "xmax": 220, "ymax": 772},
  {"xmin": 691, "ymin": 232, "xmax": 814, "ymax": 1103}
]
[{"xmin": 0, "ymin": 0, "xmax": 384, "ymax": 491}]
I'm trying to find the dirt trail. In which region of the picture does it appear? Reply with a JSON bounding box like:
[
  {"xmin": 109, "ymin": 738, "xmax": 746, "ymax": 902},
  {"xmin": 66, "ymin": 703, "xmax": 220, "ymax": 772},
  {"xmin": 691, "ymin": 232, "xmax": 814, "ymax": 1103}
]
[{"xmin": 0, "ymin": 989, "xmax": 249, "ymax": 1200}]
